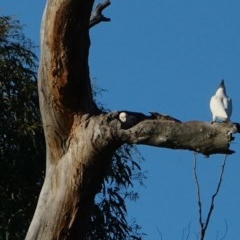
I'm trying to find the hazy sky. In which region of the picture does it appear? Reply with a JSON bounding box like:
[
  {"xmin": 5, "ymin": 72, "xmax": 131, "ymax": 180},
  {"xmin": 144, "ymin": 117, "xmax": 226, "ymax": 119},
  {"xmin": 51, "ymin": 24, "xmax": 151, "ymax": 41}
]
[{"xmin": 2, "ymin": 1, "xmax": 240, "ymax": 239}]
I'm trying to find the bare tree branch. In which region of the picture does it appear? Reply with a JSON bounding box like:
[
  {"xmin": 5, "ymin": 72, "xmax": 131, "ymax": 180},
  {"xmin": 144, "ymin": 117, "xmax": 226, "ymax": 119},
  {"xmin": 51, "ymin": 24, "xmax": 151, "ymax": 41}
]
[
  {"xmin": 219, "ymin": 220, "xmax": 228, "ymax": 240},
  {"xmin": 89, "ymin": 0, "xmax": 111, "ymax": 28},
  {"xmin": 115, "ymin": 111, "xmax": 239, "ymax": 155},
  {"xmin": 204, "ymin": 155, "xmax": 228, "ymax": 234},
  {"xmin": 156, "ymin": 225, "xmax": 163, "ymax": 240},
  {"xmin": 182, "ymin": 222, "xmax": 191, "ymax": 240},
  {"xmin": 193, "ymin": 154, "xmax": 204, "ymax": 239},
  {"xmin": 193, "ymin": 154, "xmax": 228, "ymax": 240}
]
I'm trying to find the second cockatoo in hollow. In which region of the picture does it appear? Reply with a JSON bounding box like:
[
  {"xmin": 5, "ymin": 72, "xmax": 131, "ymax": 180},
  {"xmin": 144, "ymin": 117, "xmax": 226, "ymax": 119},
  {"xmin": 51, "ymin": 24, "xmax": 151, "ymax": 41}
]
[{"xmin": 210, "ymin": 80, "xmax": 232, "ymax": 123}]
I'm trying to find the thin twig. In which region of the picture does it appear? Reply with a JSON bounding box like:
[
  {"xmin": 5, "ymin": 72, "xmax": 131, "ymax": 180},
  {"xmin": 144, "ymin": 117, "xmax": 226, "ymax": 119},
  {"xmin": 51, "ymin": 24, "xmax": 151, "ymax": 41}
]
[
  {"xmin": 89, "ymin": 0, "xmax": 111, "ymax": 28},
  {"xmin": 193, "ymin": 153, "xmax": 204, "ymax": 239},
  {"xmin": 219, "ymin": 220, "xmax": 228, "ymax": 240},
  {"xmin": 204, "ymin": 155, "xmax": 227, "ymax": 233},
  {"xmin": 156, "ymin": 225, "xmax": 163, "ymax": 240},
  {"xmin": 193, "ymin": 154, "xmax": 228, "ymax": 240},
  {"xmin": 182, "ymin": 222, "xmax": 191, "ymax": 240}
]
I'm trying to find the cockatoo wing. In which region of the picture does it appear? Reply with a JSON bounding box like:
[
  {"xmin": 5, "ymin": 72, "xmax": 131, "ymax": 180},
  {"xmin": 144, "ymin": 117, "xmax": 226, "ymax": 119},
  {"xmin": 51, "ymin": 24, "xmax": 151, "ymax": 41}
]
[
  {"xmin": 210, "ymin": 95, "xmax": 228, "ymax": 119},
  {"xmin": 225, "ymin": 98, "xmax": 232, "ymax": 118},
  {"xmin": 223, "ymin": 97, "xmax": 232, "ymax": 118}
]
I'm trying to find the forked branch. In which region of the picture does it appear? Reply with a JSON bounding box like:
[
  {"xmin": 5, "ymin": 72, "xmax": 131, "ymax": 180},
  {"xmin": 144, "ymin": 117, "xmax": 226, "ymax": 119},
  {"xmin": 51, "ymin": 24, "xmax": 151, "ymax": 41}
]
[
  {"xmin": 193, "ymin": 154, "xmax": 228, "ymax": 240},
  {"xmin": 89, "ymin": 0, "xmax": 111, "ymax": 28}
]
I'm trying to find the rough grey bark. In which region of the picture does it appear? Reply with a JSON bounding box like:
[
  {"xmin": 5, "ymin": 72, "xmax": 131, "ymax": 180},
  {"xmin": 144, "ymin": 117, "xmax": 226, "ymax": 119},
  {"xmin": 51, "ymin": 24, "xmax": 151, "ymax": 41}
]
[{"xmin": 25, "ymin": 0, "xmax": 239, "ymax": 239}]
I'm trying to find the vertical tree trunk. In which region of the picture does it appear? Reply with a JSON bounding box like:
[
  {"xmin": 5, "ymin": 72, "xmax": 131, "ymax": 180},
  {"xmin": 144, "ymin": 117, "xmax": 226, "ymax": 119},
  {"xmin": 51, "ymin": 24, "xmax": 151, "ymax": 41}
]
[
  {"xmin": 26, "ymin": 112, "xmax": 121, "ymax": 239},
  {"xmin": 25, "ymin": 0, "xmax": 110, "ymax": 239}
]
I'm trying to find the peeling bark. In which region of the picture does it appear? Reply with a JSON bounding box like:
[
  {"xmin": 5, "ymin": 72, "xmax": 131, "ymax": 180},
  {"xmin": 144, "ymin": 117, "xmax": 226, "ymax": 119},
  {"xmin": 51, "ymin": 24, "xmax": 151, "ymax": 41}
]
[{"xmin": 26, "ymin": 0, "xmax": 239, "ymax": 239}]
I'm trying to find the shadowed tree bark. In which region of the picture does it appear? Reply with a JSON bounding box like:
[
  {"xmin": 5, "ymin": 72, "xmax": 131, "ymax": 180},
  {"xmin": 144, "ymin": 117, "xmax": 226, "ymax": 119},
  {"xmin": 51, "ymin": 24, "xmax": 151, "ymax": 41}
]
[{"xmin": 25, "ymin": 0, "xmax": 239, "ymax": 239}]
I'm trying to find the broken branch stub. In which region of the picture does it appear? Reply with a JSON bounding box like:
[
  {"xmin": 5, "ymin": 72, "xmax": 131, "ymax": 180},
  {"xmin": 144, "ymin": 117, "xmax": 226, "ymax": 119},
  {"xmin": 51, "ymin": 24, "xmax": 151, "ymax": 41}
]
[{"xmin": 89, "ymin": 0, "xmax": 111, "ymax": 28}]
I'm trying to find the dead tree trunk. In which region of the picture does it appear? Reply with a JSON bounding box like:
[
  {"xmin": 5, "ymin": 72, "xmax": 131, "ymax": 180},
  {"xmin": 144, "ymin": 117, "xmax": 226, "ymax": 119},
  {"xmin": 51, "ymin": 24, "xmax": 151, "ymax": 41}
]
[{"xmin": 25, "ymin": 0, "xmax": 239, "ymax": 239}]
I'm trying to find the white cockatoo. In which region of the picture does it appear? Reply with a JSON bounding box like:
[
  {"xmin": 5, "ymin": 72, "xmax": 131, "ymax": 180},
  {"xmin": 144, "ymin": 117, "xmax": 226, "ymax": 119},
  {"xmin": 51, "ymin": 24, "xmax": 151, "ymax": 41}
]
[{"xmin": 210, "ymin": 80, "xmax": 232, "ymax": 122}]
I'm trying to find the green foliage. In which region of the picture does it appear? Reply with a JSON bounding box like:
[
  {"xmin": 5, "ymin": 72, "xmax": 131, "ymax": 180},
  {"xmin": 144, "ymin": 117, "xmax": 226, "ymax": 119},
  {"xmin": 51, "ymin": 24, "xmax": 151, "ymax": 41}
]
[
  {"xmin": 87, "ymin": 145, "xmax": 146, "ymax": 240},
  {"xmin": 0, "ymin": 16, "xmax": 45, "ymax": 240}
]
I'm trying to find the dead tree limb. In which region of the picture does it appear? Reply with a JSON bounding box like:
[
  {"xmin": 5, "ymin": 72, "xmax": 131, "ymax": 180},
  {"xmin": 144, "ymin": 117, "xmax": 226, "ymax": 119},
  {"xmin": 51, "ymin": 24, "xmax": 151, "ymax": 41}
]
[
  {"xmin": 89, "ymin": 0, "xmax": 111, "ymax": 28},
  {"xmin": 114, "ymin": 111, "xmax": 238, "ymax": 156},
  {"xmin": 193, "ymin": 154, "xmax": 228, "ymax": 240}
]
